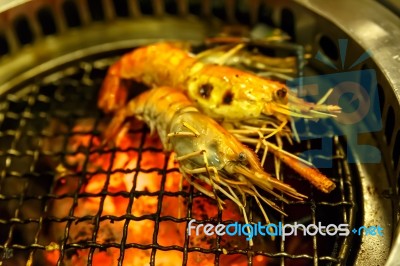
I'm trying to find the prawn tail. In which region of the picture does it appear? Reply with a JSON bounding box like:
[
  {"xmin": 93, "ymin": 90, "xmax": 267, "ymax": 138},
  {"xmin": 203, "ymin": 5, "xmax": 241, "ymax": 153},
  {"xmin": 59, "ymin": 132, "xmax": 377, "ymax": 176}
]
[
  {"xmin": 98, "ymin": 61, "xmax": 129, "ymax": 113},
  {"xmin": 102, "ymin": 100, "xmax": 138, "ymax": 146}
]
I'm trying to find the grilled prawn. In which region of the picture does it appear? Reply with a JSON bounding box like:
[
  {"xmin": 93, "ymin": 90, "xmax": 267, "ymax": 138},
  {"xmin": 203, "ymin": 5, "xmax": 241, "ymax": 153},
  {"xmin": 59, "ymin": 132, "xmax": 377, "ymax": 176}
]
[
  {"xmin": 99, "ymin": 42, "xmax": 337, "ymax": 193},
  {"xmin": 103, "ymin": 87, "xmax": 307, "ymax": 238},
  {"xmin": 98, "ymin": 42, "xmax": 340, "ymax": 123}
]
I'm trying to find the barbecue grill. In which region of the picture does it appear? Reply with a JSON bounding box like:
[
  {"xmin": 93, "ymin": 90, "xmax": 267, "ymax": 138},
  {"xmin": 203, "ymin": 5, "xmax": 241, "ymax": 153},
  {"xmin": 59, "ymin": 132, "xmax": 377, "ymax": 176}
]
[{"xmin": 0, "ymin": 0, "xmax": 399, "ymax": 265}]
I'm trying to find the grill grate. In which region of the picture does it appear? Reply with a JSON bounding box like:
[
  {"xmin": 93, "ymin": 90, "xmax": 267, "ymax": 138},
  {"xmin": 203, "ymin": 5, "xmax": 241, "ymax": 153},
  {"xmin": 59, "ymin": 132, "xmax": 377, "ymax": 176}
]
[{"xmin": 0, "ymin": 54, "xmax": 358, "ymax": 265}]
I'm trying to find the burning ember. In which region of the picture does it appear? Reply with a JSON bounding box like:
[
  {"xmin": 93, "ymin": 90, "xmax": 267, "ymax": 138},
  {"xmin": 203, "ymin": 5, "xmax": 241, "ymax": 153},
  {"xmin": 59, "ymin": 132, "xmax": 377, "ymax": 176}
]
[{"xmin": 42, "ymin": 118, "xmax": 268, "ymax": 265}]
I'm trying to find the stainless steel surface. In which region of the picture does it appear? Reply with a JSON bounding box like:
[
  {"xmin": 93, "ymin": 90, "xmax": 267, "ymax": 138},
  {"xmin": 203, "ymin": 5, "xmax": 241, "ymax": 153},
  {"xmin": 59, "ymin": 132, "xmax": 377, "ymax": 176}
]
[
  {"xmin": 386, "ymin": 221, "xmax": 400, "ymax": 266},
  {"xmin": 267, "ymin": 0, "xmax": 400, "ymax": 264},
  {"xmin": 0, "ymin": 18, "xmax": 215, "ymax": 95},
  {"xmin": 0, "ymin": 0, "xmax": 31, "ymax": 13}
]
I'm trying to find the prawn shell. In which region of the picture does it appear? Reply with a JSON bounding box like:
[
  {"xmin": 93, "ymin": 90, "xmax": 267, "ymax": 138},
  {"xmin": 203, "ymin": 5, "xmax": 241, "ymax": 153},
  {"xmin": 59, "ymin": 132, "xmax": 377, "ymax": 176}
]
[
  {"xmin": 120, "ymin": 42, "xmax": 195, "ymax": 89},
  {"xmin": 169, "ymin": 111, "xmax": 237, "ymax": 170},
  {"xmin": 187, "ymin": 64, "xmax": 271, "ymax": 120}
]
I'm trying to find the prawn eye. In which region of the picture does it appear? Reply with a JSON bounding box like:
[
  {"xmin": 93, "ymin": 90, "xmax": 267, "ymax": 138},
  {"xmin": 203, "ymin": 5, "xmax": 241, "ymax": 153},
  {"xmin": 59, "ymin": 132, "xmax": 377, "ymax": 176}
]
[
  {"xmin": 238, "ymin": 152, "xmax": 248, "ymax": 165},
  {"xmin": 199, "ymin": 83, "xmax": 213, "ymax": 99},
  {"xmin": 222, "ymin": 90, "xmax": 234, "ymax": 104},
  {"xmin": 276, "ymin": 87, "xmax": 287, "ymax": 99}
]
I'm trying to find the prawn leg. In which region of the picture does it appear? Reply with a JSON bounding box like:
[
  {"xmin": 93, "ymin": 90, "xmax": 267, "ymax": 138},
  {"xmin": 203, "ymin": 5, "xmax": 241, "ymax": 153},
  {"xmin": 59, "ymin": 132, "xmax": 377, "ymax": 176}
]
[
  {"xmin": 177, "ymin": 171, "xmax": 219, "ymax": 219},
  {"xmin": 177, "ymin": 170, "xmax": 223, "ymax": 219},
  {"xmin": 227, "ymin": 122, "xmax": 289, "ymax": 165},
  {"xmin": 231, "ymin": 126, "xmax": 284, "ymax": 178},
  {"xmin": 179, "ymin": 156, "xmax": 224, "ymax": 209},
  {"xmin": 196, "ymin": 43, "xmax": 246, "ymax": 65}
]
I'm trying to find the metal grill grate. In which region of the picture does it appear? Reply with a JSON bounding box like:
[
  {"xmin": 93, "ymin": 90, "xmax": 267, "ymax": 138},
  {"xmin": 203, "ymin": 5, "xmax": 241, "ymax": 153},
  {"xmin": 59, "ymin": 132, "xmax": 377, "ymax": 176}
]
[{"xmin": 0, "ymin": 54, "xmax": 358, "ymax": 265}]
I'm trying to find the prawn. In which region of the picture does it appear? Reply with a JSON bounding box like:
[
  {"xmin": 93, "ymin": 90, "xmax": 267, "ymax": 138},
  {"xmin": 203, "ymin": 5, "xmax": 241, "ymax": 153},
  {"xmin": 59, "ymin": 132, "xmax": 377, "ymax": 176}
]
[
  {"xmin": 98, "ymin": 42, "xmax": 341, "ymax": 123},
  {"xmin": 103, "ymin": 86, "xmax": 307, "ymax": 245},
  {"xmin": 193, "ymin": 41, "xmax": 337, "ymax": 193},
  {"xmin": 98, "ymin": 42, "xmax": 338, "ymax": 193}
]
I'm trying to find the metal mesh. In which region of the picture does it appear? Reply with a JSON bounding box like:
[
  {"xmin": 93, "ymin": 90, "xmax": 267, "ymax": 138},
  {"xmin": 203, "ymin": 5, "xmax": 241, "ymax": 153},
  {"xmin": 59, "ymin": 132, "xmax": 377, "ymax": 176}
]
[{"xmin": 0, "ymin": 54, "xmax": 358, "ymax": 266}]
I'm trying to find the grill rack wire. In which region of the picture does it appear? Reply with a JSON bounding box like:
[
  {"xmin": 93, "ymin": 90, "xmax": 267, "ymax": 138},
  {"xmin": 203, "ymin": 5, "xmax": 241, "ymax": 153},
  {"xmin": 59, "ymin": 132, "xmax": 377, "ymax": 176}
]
[
  {"xmin": 0, "ymin": 56, "xmax": 357, "ymax": 265},
  {"xmin": 0, "ymin": 0, "xmax": 399, "ymax": 265}
]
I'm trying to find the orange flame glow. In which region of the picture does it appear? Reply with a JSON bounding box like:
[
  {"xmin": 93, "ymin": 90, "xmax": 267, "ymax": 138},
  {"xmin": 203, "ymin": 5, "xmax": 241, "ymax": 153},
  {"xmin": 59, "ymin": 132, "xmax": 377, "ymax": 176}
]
[{"xmin": 44, "ymin": 120, "xmax": 268, "ymax": 266}]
